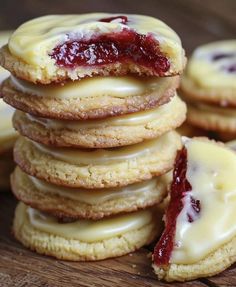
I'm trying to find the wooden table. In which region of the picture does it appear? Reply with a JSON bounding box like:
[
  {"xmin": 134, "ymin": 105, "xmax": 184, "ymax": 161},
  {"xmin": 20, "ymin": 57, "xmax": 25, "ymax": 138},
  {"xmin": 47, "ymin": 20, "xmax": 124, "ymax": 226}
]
[{"xmin": 0, "ymin": 0, "xmax": 236, "ymax": 286}]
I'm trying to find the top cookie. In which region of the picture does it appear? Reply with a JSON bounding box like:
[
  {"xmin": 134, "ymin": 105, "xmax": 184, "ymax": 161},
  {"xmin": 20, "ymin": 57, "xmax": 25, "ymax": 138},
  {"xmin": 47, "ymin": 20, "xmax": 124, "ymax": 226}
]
[
  {"xmin": 181, "ymin": 40, "xmax": 236, "ymax": 106},
  {"xmin": 0, "ymin": 14, "xmax": 185, "ymax": 83}
]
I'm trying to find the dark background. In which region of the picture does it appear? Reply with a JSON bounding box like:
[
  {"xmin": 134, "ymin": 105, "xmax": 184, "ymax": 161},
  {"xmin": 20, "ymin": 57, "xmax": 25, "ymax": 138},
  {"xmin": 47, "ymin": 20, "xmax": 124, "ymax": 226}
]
[{"xmin": 0, "ymin": 0, "xmax": 235, "ymax": 54}]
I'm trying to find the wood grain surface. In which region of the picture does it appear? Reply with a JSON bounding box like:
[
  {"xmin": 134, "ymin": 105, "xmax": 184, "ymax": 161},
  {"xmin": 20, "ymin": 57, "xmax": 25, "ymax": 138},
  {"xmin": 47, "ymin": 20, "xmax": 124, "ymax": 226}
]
[{"xmin": 0, "ymin": 0, "xmax": 236, "ymax": 286}]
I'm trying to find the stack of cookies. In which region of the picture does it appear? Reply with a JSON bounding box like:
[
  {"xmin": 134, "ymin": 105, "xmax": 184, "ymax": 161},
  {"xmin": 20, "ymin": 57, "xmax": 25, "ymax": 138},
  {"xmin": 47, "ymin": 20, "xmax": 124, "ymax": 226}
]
[
  {"xmin": 0, "ymin": 13, "xmax": 186, "ymax": 260},
  {"xmin": 0, "ymin": 31, "xmax": 18, "ymax": 190},
  {"xmin": 180, "ymin": 40, "xmax": 236, "ymax": 141}
]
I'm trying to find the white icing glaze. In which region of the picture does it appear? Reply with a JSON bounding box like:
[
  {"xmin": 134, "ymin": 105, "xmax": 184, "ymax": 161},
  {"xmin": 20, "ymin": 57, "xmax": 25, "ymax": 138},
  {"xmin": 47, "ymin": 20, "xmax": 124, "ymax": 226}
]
[
  {"xmin": 171, "ymin": 138, "xmax": 236, "ymax": 264},
  {"xmin": 10, "ymin": 75, "xmax": 172, "ymax": 99},
  {"xmin": 186, "ymin": 40, "xmax": 236, "ymax": 89},
  {"xmin": 32, "ymin": 131, "xmax": 175, "ymax": 165},
  {"xmin": 19, "ymin": 202, "xmax": 154, "ymax": 242},
  {"xmin": 26, "ymin": 95, "xmax": 179, "ymax": 129},
  {"xmin": 8, "ymin": 14, "xmax": 182, "ymax": 68},
  {"xmin": 29, "ymin": 174, "xmax": 163, "ymax": 204}
]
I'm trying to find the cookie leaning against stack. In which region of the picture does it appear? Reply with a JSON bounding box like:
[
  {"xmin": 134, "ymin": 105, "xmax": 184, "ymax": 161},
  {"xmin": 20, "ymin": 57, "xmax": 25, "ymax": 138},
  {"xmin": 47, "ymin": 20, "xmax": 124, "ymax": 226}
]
[
  {"xmin": 180, "ymin": 40, "xmax": 236, "ymax": 141},
  {"xmin": 0, "ymin": 31, "xmax": 18, "ymax": 190},
  {"xmin": 0, "ymin": 13, "xmax": 186, "ymax": 261},
  {"xmin": 153, "ymin": 137, "xmax": 236, "ymax": 281}
]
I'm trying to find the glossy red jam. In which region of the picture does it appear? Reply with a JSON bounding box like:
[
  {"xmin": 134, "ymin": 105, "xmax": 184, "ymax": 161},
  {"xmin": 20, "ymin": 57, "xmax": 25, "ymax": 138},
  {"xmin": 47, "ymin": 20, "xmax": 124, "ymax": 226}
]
[
  {"xmin": 50, "ymin": 28, "xmax": 170, "ymax": 75},
  {"xmin": 153, "ymin": 147, "xmax": 201, "ymax": 266},
  {"xmin": 99, "ymin": 15, "xmax": 128, "ymax": 24}
]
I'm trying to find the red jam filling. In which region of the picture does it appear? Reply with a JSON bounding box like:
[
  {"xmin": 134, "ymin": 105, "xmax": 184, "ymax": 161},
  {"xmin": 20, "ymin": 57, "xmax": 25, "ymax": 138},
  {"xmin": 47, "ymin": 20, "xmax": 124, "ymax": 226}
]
[
  {"xmin": 99, "ymin": 15, "xmax": 128, "ymax": 24},
  {"xmin": 50, "ymin": 28, "xmax": 170, "ymax": 75},
  {"xmin": 153, "ymin": 147, "xmax": 201, "ymax": 266}
]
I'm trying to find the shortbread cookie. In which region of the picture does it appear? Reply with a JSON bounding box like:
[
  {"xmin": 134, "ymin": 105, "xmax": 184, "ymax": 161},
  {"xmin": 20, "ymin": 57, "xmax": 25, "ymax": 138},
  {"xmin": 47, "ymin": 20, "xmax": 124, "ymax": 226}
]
[
  {"xmin": 0, "ymin": 14, "xmax": 186, "ymax": 84},
  {"xmin": 13, "ymin": 95, "xmax": 186, "ymax": 148},
  {"xmin": 187, "ymin": 101, "xmax": 236, "ymax": 133},
  {"xmin": 12, "ymin": 167, "xmax": 167, "ymax": 219},
  {"xmin": 181, "ymin": 40, "xmax": 236, "ymax": 107},
  {"xmin": 2, "ymin": 75, "xmax": 179, "ymax": 120},
  {"xmin": 153, "ymin": 137, "xmax": 236, "ymax": 281},
  {"xmin": 13, "ymin": 202, "xmax": 162, "ymax": 261},
  {"xmin": 14, "ymin": 131, "xmax": 181, "ymax": 188}
]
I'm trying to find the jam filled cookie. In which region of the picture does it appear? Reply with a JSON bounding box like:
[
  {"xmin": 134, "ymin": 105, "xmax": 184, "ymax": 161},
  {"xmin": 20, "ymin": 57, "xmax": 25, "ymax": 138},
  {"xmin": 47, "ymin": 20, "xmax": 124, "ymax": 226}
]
[
  {"xmin": 181, "ymin": 40, "xmax": 236, "ymax": 107},
  {"xmin": 13, "ymin": 202, "xmax": 162, "ymax": 261},
  {"xmin": 14, "ymin": 131, "xmax": 181, "ymax": 189},
  {"xmin": 1, "ymin": 75, "xmax": 179, "ymax": 120},
  {"xmin": 11, "ymin": 167, "xmax": 167, "ymax": 219},
  {"xmin": 153, "ymin": 137, "xmax": 236, "ymax": 281},
  {"xmin": 13, "ymin": 95, "xmax": 186, "ymax": 148},
  {"xmin": 0, "ymin": 14, "xmax": 186, "ymax": 84},
  {"xmin": 187, "ymin": 101, "xmax": 236, "ymax": 134}
]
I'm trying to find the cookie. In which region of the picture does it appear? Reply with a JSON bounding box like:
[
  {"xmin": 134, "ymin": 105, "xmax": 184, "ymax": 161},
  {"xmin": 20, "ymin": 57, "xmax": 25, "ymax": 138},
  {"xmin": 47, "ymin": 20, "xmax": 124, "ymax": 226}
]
[
  {"xmin": 13, "ymin": 95, "xmax": 186, "ymax": 148},
  {"xmin": 2, "ymin": 75, "xmax": 179, "ymax": 120},
  {"xmin": 13, "ymin": 202, "xmax": 162, "ymax": 261},
  {"xmin": 0, "ymin": 14, "xmax": 185, "ymax": 84},
  {"xmin": 14, "ymin": 131, "xmax": 181, "ymax": 189},
  {"xmin": 153, "ymin": 137, "xmax": 236, "ymax": 281},
  {"xmin": 181, "ymin": 40, "xmax": 236, "ymax": 107},
  {"xmin": 187, "ymin": 101, "xmax": 236, "ymax": 133},
  {"xmin": 11, "ymin": 167, "xmax": 167, "ymax": 219}
]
